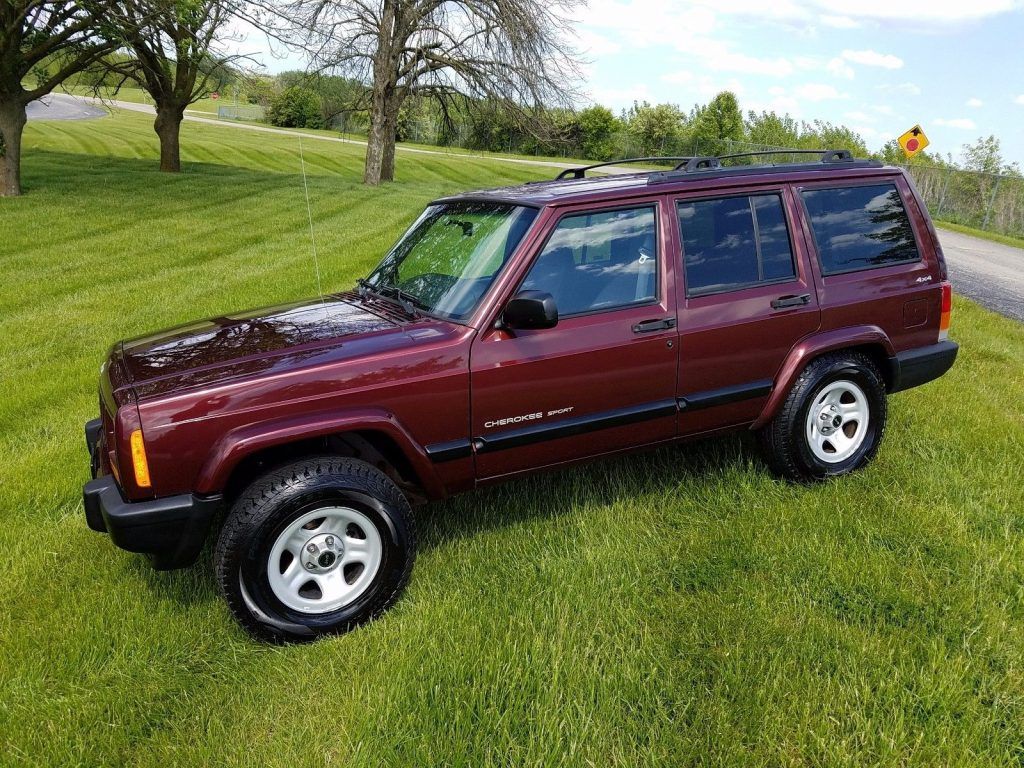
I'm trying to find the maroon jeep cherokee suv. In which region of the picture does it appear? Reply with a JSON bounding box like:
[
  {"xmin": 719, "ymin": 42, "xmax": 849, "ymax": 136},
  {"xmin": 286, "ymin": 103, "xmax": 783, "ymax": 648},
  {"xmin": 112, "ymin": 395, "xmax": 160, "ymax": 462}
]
[{"xmin": 83, "ymin": 150, "xmax": 957, "ymax": 642}]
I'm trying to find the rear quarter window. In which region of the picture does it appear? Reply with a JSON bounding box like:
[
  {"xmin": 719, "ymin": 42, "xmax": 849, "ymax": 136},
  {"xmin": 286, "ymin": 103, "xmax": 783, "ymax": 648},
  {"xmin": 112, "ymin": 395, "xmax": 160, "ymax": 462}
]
[{"xmin": 801, "ymin": 183, "xmax": 920, "ymax": 275}]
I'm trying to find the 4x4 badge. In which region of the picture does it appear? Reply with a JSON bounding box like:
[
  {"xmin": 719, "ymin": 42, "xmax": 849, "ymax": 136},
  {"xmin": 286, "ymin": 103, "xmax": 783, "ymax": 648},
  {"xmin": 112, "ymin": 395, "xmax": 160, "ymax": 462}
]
[{"xmin": 916, "ymin": 276, "xmax": 933, "ymax": 283}]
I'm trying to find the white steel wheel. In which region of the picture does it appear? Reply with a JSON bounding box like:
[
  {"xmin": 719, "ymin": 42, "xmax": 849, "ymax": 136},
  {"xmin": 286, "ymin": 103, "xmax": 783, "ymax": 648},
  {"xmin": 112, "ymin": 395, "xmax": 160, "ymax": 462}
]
[
  {"xmin": 266, "ymin": 506, "xmax": 383, "ymax": 614},
  {"xmin": 804, "ymin": 379, "xmax": 870, "ymax": 464}
]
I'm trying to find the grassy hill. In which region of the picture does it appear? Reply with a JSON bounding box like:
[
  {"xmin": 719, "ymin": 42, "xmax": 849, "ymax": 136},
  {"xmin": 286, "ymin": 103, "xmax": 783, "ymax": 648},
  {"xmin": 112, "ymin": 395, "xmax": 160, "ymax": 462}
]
[{"xmin": 2, "ymin": 108, "xmax": 1024, "ymax": 766}]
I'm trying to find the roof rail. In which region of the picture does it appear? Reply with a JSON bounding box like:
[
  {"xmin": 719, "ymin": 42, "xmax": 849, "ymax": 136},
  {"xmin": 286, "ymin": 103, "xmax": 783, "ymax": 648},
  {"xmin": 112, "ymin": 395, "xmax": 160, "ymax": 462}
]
[
  {"xmin": 673, "ymin": 148, "xmax": 854, "ymax": 171},
  {"xmin": 555, "ymin": 157, "xmax": 694, "ymax": 180}
]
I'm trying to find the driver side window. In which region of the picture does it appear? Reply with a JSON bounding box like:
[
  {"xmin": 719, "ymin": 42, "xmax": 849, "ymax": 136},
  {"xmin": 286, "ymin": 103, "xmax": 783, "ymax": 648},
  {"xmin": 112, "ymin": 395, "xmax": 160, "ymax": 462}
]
[{"xmin": 521, "ymin": 206, "xmax": 659, "ymax": 317}]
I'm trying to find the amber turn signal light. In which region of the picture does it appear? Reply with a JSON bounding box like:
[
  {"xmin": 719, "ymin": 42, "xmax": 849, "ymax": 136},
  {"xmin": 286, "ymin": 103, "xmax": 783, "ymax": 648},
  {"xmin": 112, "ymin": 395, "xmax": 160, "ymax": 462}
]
[{"xmin": 129, "ymin": 429, "xmax": 152, "ymax": 488}]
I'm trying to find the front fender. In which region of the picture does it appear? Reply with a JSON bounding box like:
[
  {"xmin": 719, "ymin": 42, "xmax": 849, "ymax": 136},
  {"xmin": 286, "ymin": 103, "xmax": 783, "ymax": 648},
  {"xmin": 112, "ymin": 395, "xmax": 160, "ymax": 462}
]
[
  {"xmin": 194, "ymin": 407, "xmax": 444, "ymax": 498},
  {"xmin": 751, "ymin": 326, "xmax": 895, "ymax": 430}
]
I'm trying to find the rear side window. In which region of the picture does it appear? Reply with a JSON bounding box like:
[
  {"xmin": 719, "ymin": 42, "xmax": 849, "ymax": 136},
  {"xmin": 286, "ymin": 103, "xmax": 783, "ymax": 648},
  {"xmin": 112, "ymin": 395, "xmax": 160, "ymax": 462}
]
[
  {"xmin": 677, "ymin": 193, "xmax": 796, "ymax": 297},
  {"xmin": 801, "ymin": 184, "xmax": 920, "ymax": 275}
]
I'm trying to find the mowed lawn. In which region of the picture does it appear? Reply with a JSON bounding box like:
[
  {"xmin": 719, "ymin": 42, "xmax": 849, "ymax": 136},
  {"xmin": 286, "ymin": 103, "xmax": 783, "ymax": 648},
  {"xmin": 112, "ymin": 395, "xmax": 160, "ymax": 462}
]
[{"xmin": 2, "ymin": 110, "xmax": 1024, "ymax": 767}]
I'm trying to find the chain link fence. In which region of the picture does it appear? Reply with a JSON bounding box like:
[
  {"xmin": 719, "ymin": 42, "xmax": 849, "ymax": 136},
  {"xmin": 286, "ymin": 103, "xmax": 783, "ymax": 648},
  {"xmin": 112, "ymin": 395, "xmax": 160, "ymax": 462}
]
[{"xmin": 900, "ymin": 164, "xmax": 1024, "ymax": 238}]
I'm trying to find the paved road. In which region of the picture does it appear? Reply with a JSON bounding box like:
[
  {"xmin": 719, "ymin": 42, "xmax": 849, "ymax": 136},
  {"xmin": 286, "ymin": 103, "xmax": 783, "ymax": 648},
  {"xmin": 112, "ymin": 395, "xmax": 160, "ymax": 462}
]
[
  {"xmin": 936, "ymin": 229, "xmax": 1024, "ymax": 322},
  {"xmin": 29, "ymin": 96, "xmax": 1024, "ymax": 322},
  {"xmin": 26, "ymin": 93, "xmax": 107, "ymax": 121}
]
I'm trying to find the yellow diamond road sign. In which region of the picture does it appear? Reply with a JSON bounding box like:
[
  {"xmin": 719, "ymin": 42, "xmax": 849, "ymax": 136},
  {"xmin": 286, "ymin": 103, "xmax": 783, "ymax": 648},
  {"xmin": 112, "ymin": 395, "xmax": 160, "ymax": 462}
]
[{"xmin": 898, "ymin": 125, "xmax": 929, "ymax": 158}]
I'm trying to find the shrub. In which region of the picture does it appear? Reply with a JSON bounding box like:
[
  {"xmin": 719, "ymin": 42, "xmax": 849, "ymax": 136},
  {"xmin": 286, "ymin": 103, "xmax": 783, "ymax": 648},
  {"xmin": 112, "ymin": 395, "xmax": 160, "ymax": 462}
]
[{"xmin": 267, "ymin": 87, "xmax": 324, "ymax": 129}]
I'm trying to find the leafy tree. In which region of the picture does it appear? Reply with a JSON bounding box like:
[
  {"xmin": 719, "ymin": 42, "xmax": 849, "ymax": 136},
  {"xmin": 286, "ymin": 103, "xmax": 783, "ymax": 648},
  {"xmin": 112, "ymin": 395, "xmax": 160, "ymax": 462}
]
[
  {"xmin": 575, "ymin": 105, "xmax": 620, "ymax": 160},
  {"xmin": 1, "ymin": 0, "xmax": 117, "ymax": 196},
  {"xmin": 267, "ymin": 86, "xmax": 324, "ymax": 128},
  {"xmin": 691, "ymin": 91, "xmax": 743, "ymax": 155},
  {"xmin": 625, "ymin": 101, "xmax": 684, "ymax": 156},
  {"xmin": 745, "ymin": 111, "xmax": 800, "ymax": 149},
  {"xmin": 962, "ymin": 135, "xmax": 1020, "ymax": 176},
  {"xmin": 102, "ymin": 0, "xmax": 245, "ymax": 172}
]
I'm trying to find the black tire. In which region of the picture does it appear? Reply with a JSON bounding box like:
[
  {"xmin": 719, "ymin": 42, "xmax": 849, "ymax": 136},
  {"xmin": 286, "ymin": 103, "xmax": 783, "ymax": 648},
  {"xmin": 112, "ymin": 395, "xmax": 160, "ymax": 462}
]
[
  {"xmin": 759, "ymin": 352, "xmax": 888, "ymax": 482},
  {"xmin": 214, "ymin": 456, "xmax": 415, "ymax": 643}
]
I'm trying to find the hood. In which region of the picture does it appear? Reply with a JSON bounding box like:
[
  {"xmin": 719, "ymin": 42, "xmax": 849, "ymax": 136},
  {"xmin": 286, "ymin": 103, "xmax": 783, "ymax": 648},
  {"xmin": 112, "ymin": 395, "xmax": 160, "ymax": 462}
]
[{"xmin": 120, "ymin": 293, "xmax": 412, "ymax": 392}]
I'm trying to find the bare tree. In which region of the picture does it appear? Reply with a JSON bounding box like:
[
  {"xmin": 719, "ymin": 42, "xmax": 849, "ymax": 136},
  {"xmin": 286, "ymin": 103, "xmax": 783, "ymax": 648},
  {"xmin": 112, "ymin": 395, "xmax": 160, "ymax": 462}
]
[
  {"xmin": 0, "ymin": 1, "xmax": 115, "ymax": 196},
  {"xmin": 248, "ymin": 0, "xmax": 582, "ymax": 185},
  {"xmin": 101, "ymin": 0, "xmax": 250, "ymax": 172}
]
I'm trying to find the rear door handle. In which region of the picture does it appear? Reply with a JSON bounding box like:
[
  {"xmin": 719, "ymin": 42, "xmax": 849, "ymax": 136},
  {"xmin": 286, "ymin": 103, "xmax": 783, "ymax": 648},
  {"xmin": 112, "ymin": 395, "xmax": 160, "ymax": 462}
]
[
  {"xmin": 632, "ymin": 317, "xmax": 677, "ymax": 333},
  {"xmin": 770, "ymin": 293, "xmax": 811, "ymax": 310}
]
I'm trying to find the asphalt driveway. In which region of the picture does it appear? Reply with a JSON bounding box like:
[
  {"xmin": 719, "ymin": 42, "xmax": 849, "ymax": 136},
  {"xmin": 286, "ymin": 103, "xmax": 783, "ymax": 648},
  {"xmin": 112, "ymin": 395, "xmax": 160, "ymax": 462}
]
[{"xmin": 937, "ymin": 229, "xmax": 1024, "ymax": 322}]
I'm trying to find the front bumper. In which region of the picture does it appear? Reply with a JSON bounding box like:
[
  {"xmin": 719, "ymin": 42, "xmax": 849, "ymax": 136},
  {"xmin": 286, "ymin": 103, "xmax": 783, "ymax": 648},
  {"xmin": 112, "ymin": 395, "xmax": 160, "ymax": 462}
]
[{"xmin": 83, "ymin": 420, "xmax": 220, "ymax": 570}]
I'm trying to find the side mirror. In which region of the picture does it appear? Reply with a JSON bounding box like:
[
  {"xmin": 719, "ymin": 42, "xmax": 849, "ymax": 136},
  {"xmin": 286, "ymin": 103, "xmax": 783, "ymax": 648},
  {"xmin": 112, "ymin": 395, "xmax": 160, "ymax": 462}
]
[{"xmin": 502, "ymin": 290, "xmax": 558, "ymax": 330}]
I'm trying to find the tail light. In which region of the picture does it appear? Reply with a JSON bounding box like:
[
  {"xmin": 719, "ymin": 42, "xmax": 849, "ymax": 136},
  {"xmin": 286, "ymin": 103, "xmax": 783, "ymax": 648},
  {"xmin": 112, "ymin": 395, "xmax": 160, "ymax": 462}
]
[{"xmin": 939, "ymin": 282, "xmax": 952, "ymax": 340}]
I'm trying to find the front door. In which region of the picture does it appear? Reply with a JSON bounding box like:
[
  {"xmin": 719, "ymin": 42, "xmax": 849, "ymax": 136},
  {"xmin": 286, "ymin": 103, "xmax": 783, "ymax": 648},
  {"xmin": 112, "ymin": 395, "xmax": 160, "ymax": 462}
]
[
  {"xmin": 670, "ymin": 186, "xmax": 821, "ymax": 434},
  {"xmin": 471, "ymin": 200, "xmax": 679, "ymax": 481}
]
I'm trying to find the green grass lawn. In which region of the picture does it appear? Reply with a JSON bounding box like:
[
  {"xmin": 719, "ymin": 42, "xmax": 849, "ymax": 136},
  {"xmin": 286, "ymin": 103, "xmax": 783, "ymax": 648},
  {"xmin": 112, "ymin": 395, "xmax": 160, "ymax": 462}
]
[{"xmin": 3, "ymin": 109, "xmax": 1024, "ymax": 767}]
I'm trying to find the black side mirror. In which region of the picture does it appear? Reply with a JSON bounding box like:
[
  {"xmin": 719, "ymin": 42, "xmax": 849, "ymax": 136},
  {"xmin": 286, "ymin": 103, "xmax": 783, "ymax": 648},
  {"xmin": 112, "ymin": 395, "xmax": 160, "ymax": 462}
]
[{"xmin": 502, "ymin": 290, "xmax": 558, "ymax": 330}]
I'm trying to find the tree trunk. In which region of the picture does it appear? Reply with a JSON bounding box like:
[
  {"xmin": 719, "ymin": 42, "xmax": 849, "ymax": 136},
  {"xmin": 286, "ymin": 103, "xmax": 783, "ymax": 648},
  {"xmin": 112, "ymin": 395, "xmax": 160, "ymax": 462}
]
[
  {"xmin": 364, "ymin": 105, "xmax": 387, "ymax": 185},
  {"xmin": 380, "ymin": 105, "xmax": 399, "ymax": 182},
  {"xmin": 154, "ymin": 104, "xmax": 185, "ymax": 173},
  {"xmin": 0, "ymin": 98, "xmax": 27, "ymax": 197}
]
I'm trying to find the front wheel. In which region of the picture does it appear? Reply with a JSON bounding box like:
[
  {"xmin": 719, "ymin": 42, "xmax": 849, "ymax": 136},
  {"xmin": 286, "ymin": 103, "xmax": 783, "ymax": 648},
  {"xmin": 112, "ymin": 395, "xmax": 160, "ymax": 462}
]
[
  {"xmin": 214, "ymin": 456, "xmax": 416, "ymax": 643},
  {"xmin": 759, "ymin": 352, "xmax": 888, "ymax": 482}
]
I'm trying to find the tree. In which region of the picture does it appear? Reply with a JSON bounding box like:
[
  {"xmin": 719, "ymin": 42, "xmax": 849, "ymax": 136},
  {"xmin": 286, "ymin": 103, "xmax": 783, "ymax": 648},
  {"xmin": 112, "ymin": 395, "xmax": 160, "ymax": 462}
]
[
  {"xmin": 691, "ymin": 91, "xmax": 742, "ymax": 156},
  {"xmin": 575, "ymin": 105, "xmax": 619, "ymax": 160},
  {"xmin": 962, "ymin": 135, "xmax": 1020, "ymax": 176},
  {"xmin": 1, "ymin": 1, "xmax": 116, "ymax": 196},
  {"xmin": 250, "ymin": 0, "xmax": 581, "ymax": 185},
  {"xmin": 102, "ymin": 0, "xmax": 245, "ymax": 172},
  {"xmin": 625, "ymin": 101, "xmax": 684, "ymax": 156},
  {"xmin": 268, "ymin": 85, "xmax": 324, "ymax": 128}
]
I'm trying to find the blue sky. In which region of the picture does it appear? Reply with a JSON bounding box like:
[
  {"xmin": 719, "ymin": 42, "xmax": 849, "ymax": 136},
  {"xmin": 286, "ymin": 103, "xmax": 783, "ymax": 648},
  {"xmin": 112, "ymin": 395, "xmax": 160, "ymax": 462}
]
[{"xmin": 239, "ymin": 0, "xmax": 1024, "ymax": 166}]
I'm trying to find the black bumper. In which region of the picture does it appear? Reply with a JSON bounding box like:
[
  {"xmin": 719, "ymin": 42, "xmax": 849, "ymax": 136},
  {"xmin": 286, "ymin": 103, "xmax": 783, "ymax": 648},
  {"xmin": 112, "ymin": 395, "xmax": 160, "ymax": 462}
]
[
  {"xmin": 83, "ymin": 474, "xmax": 221, "ymax": 570},
  {"xmin": 888, "ymin": 340, "xmax": 959, "ymax": 393}
]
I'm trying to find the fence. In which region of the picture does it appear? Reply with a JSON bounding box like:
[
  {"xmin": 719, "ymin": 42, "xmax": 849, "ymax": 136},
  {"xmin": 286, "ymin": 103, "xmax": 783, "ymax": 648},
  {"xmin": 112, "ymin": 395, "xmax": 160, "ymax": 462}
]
[
  {"xmin": 217, "ymin": 104, "xmax": 266, "ymax": 121},
  {"xmin": 900, "ymin": 164, "xmax": 1024, "ymax": 238}
]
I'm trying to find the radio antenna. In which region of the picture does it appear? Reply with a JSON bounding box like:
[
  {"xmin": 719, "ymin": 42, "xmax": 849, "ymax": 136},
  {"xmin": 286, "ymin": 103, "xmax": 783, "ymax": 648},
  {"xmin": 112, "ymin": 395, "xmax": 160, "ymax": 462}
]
[{"xmin": 298, "ymin": 136, "xmax": 325, "ymax": 303}]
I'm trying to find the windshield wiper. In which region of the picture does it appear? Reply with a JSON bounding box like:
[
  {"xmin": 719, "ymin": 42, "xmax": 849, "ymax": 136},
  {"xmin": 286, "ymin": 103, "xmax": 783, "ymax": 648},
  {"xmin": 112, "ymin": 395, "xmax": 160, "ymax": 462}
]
[{"xmin": 356, "ymin": 278, "xmax": 422, "ymax": 318}]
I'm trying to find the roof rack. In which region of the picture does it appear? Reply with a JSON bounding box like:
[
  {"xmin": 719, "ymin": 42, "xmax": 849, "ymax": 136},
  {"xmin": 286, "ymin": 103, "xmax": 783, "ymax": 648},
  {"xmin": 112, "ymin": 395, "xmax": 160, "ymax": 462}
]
[
  {"xmin": 673, "ymin": 148, "xmax": 855, "ymax": 172},
  {"xmin": 555, "ymin": 157, "xmax": 694, "ymax": 180}
]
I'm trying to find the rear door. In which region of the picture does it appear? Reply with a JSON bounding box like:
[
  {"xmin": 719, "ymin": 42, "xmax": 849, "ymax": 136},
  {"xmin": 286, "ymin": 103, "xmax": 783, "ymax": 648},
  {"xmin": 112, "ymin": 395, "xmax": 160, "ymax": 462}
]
[
  {"xmin": 796, "ymin": 175, "xmax": 940, "ymax": 352},
  {"xmin": 670, "ymin": 185, "xmax": 821, "ymax": 434},
  {"xmin": 470, "ymin": 198, "xmax": 679, "ymax": 481}
]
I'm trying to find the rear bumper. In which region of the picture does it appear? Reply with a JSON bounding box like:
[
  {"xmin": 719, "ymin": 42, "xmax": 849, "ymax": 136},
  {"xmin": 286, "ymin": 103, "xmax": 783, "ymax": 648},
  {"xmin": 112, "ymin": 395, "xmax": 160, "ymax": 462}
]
[
  {"xmin": 83, "ymin": 454, "xmax": 220, "ymax": 571},
  {"xmin": 888, "ymin": 340, "xmax": 959, "ymax": 393}
]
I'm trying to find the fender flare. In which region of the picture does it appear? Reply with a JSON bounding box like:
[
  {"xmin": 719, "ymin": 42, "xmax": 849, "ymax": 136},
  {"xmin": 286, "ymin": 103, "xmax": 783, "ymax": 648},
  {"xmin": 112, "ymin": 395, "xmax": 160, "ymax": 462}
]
[
  {"xmin": 194, "ymin": 407, "xmax": 445, "ymax": 498},
  {"xmin": 751, "ymin": 325, "xmax": 896, "ymax": 430}
]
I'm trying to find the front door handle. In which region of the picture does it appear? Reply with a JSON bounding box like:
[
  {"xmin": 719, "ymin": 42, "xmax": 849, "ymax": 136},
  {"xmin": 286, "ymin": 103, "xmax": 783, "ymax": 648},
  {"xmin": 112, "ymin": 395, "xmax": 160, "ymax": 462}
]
[
  {"xmin": 770, "ymin": 293, "xmax": 811, "ymax": 310},
  {"xmin": 632, "ymin": 317, "xmax": 677, "ymax": 333}
]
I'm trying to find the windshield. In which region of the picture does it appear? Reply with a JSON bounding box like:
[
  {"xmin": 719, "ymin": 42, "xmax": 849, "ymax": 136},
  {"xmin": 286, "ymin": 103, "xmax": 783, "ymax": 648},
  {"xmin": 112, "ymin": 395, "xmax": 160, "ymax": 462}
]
[{"xmin": 364, "ymin": 202, "xmax": 538, "ymax": 321}]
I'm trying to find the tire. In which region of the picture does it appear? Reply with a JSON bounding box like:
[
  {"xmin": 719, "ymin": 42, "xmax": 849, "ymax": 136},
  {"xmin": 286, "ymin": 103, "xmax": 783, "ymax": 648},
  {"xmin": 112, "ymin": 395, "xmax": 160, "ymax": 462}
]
[
  {"xmin": 214, "ymin": 455, "xmax": 415, "ymax": 643},
  {"xmin": 759, "ymin": 352, "xmax": 888, "ymax": 482}
]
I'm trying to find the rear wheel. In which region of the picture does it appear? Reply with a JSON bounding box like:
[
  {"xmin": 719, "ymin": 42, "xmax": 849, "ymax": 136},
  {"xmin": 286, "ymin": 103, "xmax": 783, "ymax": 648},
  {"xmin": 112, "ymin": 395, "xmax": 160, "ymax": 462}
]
[
  {"xmin": 214, "ymin": 456, "xmax": 415, "ymax": 643},
  {"xmin": 760, "ymin": 352, "xmax": 887, "ymax": 482}
]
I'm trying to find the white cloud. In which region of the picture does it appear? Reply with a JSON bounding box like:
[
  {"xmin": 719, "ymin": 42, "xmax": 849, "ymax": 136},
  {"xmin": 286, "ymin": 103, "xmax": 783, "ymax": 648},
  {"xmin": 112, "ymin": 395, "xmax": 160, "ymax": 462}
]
[
  {"xmin": 827, "ymin": 57, "xmax": 855, "ymax": 79},
  {"xmin": 842, "ymin": 49, "xmax": 904, "ymax": 69},
  {"xmin": 966, "ymin": 98, "xmax": 984, "ymax": 108},
  {"xmin": 934, "ymin": 117, "xmax": 978, "ymax": 129},
  {"xmin": 879, "ymin": 82, "xmax": 922, "ymax": 96},
  {"xmin": 820, "ymin": 14, "xmax": 860, "ymax": 28},
  {"xmin": 573, "ymin": 29, "xmax": 622, "ymax": 56},
  {"xmin": 1015, "ymin": 95, "xmax": 1024, "ymax": 105},
  {"xmin": 689, "ymin": 0, "xmax": 1019, "ymax": 24},
  {"xmin": 794, "ymin": 83, "xmax": 846, "ymax": 101}
]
